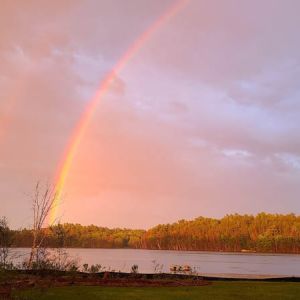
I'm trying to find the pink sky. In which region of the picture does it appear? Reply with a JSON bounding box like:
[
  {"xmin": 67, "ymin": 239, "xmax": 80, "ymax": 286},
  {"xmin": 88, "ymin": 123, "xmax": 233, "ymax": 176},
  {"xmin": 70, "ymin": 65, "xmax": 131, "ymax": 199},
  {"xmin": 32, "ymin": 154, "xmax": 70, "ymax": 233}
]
[{"xmin": 1, "ymin": 0, "xmax": 300, "ymax": 229}]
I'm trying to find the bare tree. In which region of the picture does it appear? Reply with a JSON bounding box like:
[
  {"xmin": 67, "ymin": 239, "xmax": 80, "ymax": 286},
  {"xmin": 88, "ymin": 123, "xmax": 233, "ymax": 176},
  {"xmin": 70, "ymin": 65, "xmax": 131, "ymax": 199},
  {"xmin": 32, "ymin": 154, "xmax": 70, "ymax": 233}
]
[
  {"xmin": 50, "ymin": 223, "xmax": 67, "ymax": 270},
  {"xmin": 0, "ymin": 217, "xmax": 13, "ymax": 268},
  {"xmin": 28, "ymin": 182, "xmax": 58, "ymax": 268}
]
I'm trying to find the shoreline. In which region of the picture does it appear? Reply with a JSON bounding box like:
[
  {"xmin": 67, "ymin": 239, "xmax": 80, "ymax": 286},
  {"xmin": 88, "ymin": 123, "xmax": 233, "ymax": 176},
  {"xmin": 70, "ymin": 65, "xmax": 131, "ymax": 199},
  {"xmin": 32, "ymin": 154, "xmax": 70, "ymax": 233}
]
[
  {"xmin": 0, "ymin": 269, "xmax": 300, "ymax": 283},
  {"xmin": 9, "ymin": 247, "xmax": 300, "ymax": 256},
  {"xmin": 2, "ymin": 270, "xmax": 300, "ymax": 297}
]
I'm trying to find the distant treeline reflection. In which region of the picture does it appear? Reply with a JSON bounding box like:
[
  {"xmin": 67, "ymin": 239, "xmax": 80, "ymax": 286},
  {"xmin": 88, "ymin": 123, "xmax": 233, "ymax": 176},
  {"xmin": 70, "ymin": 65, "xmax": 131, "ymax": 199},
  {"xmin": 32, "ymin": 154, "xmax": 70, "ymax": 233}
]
[{"xmin": 12, "ymin": 213, "xmax": 300, "ymax": 253}]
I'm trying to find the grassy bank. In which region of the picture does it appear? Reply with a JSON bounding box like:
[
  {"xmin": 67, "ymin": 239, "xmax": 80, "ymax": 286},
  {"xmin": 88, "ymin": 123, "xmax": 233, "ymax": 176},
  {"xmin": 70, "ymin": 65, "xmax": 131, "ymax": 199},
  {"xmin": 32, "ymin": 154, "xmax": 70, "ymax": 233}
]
[{"xmin": 15, "ymin": 282, "xmax": 300, "ymax": 300}]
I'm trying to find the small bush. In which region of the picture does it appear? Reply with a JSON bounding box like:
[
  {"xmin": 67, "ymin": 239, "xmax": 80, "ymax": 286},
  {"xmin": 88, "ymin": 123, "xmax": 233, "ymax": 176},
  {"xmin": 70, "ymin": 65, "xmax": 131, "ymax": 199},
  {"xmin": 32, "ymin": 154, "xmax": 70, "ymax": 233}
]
[{"xmin": 131, "ymin": 264, "xmax": 139, "ymax": 274}]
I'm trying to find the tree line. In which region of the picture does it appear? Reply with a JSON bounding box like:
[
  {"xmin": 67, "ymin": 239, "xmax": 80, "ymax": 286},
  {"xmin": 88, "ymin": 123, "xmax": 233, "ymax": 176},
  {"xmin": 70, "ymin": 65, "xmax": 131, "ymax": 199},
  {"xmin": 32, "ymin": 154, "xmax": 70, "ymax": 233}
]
[{"xmin": 9, "ymin": 213, "xmax": 300, "ymax": 253}]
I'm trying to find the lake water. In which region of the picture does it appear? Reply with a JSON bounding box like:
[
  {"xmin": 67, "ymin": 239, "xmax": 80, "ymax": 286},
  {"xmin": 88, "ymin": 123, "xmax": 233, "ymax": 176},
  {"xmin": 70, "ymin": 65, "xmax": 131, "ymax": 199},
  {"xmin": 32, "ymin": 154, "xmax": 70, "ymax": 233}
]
[{"xmin": 11, "ymin": 248, "xmax": 300, "ymax": 277}]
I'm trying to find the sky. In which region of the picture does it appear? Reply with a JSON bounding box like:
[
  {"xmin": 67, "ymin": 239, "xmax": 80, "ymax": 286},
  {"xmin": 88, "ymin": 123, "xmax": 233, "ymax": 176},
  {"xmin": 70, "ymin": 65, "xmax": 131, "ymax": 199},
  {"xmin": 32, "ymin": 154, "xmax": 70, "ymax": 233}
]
[{"xmin": 1, "ymin": 0, "xmax": 300, "ymax": 229}]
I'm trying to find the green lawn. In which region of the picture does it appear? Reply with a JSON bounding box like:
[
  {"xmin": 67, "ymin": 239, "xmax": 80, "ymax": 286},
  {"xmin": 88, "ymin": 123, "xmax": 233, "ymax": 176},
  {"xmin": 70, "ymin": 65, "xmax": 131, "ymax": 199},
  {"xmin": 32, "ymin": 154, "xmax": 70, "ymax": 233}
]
[{"xmin": 15, "ymin": 281, "xmax": 300, "ymax": 300}]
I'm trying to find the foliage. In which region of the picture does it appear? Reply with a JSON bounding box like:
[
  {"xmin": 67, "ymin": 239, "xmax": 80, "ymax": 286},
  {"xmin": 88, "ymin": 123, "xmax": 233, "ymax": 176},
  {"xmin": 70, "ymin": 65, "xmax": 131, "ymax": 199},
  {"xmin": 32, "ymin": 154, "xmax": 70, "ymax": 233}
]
[
  {"xmin": 81, "ymin": 263, "xmax": 104, "ymax": 273},
  {"xmin": 130, "ymin": 264, "xmax": 139, "ymax": 274},
  {"xmin": 143, "ymin": 213, "xmax": 300, "ymax": 253},
  {"xmin": 13, "ymin": 224, "xmax": 145, "ymax": 249},
  {"xmin": 152, "ymin": 260, "xmax": 164, "ymax": 273},
  {"xmin": 0, "ymin": 216, "xmax": 14, "ymax": 269},
  {"xmin": 10, "ymin": 213, "xmax": 300, "ymax": 253},
  {"xmin": 24, "ymin": 248, "xmax": 79, "ymax": 272}
]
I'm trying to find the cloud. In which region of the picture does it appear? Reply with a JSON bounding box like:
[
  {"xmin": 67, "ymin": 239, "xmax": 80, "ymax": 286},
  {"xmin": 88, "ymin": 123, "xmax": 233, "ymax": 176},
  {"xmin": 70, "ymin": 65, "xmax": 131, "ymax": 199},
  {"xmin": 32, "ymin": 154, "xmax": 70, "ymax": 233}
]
[
  {"xmin": 275, "ymin": 153, "xmax": 300, "ymax": 171},
  {"xmin": 1, "ymin": 0, "xmax": 300, "ymax": 228},
  {"xmin": 221, "ymin": 149, "xmax": 253, "ymax": 159}
]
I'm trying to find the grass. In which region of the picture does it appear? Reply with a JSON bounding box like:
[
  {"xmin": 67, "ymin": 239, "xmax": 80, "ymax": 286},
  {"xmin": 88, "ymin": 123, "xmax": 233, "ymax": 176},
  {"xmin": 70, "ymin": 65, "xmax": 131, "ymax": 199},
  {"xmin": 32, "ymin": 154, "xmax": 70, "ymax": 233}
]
[{"xmin": 15, "ymin": 281, "xmax": 300, "ymax": 300}]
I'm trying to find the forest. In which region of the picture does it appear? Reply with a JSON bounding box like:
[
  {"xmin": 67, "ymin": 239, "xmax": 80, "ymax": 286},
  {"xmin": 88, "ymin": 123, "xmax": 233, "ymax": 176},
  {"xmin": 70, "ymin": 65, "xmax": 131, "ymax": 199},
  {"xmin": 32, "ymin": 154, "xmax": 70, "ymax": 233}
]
[{"xmin": 9, "ymin": 213, "xmax": 300, "ymax": 253}]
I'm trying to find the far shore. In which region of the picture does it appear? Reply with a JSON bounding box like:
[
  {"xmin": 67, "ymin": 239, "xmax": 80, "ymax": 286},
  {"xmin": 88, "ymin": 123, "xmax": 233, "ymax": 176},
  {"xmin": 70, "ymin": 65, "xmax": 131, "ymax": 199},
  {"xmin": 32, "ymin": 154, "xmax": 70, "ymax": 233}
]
[{"xmin": 8, "ymin": 247, "xmax": 300, "ymax": 256}]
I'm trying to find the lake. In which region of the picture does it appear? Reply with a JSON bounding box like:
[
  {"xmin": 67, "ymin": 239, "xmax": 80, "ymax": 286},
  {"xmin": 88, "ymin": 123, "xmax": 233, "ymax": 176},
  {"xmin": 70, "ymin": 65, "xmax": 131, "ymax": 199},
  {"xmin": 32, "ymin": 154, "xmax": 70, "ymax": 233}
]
[{"xmin": 11, "ymin": 248, "xmax": 300, "ymax": 277}]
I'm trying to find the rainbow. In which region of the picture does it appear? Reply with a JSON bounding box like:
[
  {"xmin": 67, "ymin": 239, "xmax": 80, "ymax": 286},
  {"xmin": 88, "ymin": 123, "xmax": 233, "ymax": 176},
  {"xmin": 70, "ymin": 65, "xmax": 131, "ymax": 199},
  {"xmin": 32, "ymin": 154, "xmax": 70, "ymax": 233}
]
[{"xmin": 50, "ymin": 0, "xmax": 189, "ymax": 224}]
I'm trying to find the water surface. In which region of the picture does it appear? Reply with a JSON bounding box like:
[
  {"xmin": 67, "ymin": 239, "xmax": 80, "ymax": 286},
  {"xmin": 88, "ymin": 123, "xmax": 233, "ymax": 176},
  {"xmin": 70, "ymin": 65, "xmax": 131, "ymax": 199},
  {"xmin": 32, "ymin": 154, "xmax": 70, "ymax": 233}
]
[{"xmin": 12, "ymin": 248, "xmax": 300, "ymax": 276}]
